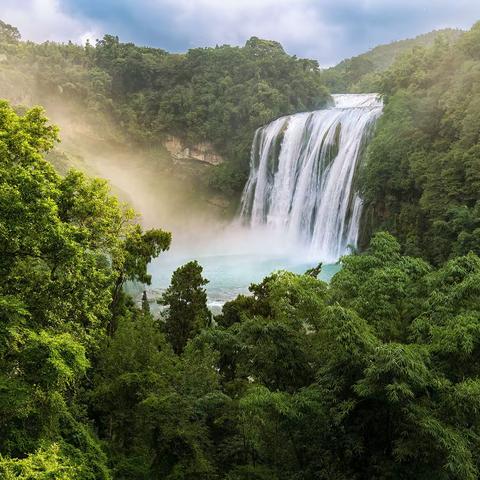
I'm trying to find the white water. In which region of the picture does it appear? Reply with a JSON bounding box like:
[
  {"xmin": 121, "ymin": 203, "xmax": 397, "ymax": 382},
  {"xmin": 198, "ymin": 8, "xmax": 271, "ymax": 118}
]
[
  {"xmin": 239, "ymin": 93, "xmax": 383, "ymax": 263},
  {"xmin": 147, "ymin": 94, "xmax": 381, "ymax": 310}
]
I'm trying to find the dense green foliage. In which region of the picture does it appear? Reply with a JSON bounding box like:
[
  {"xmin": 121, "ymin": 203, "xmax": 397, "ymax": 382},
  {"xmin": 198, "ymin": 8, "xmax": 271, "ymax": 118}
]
[
  {"xmin": 359, "ymin": 21, "xmax": 480, "ymax": 264},
  {"xmin": 2, "ymin": 99, "xmax": 480, "ymax": 478},
  {"xmin": 0, "ymin": 23, "xmax": 329, "ymax": 196},
  {"xmin": 0, "ymin": 101, "xmax": 170, "ymax": 478},
  {"xmin": 323, "ymin": 28, "xmax": 462, "ymax": 93},
  {"xmin": 2, "ymin": 14, "xmax": 480, "ymax": 479},
  {"xmin": 160, "ymin": 260, "xmax": 211, "ymax": 354}
]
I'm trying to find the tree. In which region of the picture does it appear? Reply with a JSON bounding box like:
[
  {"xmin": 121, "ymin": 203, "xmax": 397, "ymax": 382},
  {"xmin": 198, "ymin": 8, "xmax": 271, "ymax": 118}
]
[
  {"xmin": 160, "ymin": 261, "xmax": 211, "ymax": 354},
  {"xmin": 141, "ymin": 290, "xmax": 150, "ymax": 314},
  {"xmin": 0, "ymin": 20, "xmax": 20, "ymax": 44},
  {"xmin": 109, "ymin": 226, "xmax": 171, "ymax": 331},
  {"xmin": 0, "ymin": 100, "xmax": 169, "ymax": 478},
  {"xmin": 90, "ymin": 312, "xmax": 220, "ymax": 479},
  {"xmin": 359, "ymin": 22, "xmax": 480, "ymax": 263}
]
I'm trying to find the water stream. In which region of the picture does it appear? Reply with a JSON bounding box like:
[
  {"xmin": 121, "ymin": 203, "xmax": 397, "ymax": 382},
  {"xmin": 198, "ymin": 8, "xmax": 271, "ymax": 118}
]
[
  {"xmin": 239, "ymin": 93, "xmax": 383, "ymax": 262},
  {"xmin": 148, "ymin": 94, "xmax": 382, "ymax": 309}
]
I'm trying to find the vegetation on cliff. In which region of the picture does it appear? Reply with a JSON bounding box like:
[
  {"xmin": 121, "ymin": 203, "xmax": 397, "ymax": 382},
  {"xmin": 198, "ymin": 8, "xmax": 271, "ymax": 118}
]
[
  {"xmin": 0, "ymin": 23, "xmax": 329, "ymax": 197},
  {"xmin": 359, "ymin": 21, "xmax": 480, "ymax": 264}
]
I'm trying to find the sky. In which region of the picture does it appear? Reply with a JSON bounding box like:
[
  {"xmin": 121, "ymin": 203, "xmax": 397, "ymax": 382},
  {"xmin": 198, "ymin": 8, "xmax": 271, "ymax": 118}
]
[{"xmin": 1, "ymin": 0, "xmax": 480, "ymax": 66}]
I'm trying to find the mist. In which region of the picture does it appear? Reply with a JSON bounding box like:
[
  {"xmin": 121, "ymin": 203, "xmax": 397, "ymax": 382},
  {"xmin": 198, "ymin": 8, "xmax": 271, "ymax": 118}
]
[{"xmin": 0, "ymin": 51, "xmax": 336, "ymax": 311}]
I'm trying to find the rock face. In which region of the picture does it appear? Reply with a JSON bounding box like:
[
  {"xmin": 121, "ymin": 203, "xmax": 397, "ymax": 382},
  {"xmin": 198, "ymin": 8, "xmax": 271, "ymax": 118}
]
[
  {"xmin": 207, "ymin": 195, "xmax": 231, "ymax": 209},
  {"xmin": 165, "ymin": 136, "xmax": 223, "ymax": 166}
]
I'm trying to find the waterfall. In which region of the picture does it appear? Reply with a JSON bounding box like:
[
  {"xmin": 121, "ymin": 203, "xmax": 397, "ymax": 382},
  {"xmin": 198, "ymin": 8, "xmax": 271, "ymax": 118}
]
[{"xmin": 239, "ymin": 94, "xmax": 383, "ymax": 263}]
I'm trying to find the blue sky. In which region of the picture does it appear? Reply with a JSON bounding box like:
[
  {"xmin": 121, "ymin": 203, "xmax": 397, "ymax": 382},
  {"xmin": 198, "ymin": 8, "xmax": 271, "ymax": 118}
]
[{"xmin": 2, "ymin": 0, "xmax": 480, "ymax": 66}]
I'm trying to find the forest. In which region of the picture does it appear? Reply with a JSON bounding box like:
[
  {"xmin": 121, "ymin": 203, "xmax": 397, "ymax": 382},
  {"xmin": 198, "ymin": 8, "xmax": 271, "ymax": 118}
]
[
  {"xmin": 359, "ymin": 22, "xmax": 480, "ymax": 263},
  {"xmin": 0, "ymin": 21, "xmax": 329, "ymax": 197},
  {"xmin": 1, "ymin": 15, "xmax": 480, "ymax": 480}
]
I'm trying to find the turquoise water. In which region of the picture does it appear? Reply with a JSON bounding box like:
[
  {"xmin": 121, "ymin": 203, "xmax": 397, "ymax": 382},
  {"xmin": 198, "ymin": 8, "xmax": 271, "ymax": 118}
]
[{"xmin": 148, "ymin": 253, "xmax": 340, "ymax": 311}]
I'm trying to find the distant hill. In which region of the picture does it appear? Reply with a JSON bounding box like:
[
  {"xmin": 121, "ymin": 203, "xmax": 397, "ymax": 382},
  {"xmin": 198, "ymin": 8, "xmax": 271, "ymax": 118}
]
[{"xmin": 322, "ymin": 28, "xmax": 464, "ymax": 92}]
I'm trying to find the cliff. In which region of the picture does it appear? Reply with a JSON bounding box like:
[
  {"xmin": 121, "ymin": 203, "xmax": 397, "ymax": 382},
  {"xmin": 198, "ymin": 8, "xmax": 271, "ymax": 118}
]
[{"xmin": 164, "ymin": 137, "xmax": 223, "ymax": 166}]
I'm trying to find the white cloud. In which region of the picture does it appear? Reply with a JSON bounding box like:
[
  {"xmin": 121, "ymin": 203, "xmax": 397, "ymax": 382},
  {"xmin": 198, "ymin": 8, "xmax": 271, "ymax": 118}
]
[
  {"xmin": 0, "ymin": 0, "xmax": 102, "ymax": 44},
  {"xmin": 137, "ymin": 0, "xmax": 344, "ymax": 64},
  {"xmin": 122, "ymin": 0, "xmax": 480, "ymax": 63}
]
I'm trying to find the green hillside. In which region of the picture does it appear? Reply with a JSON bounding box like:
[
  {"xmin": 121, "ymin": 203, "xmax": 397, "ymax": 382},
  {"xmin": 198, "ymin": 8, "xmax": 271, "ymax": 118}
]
[
  {"xmin": 323, "ymin": 28, "xmax": 464, "ymax": 92},
  {"xmin": 0, "ymin": 23, "xmax": 329, "ymax": 201},
  {"xmin": 358, "ymin": 22, "xmax": 480, "ymax": 264}
]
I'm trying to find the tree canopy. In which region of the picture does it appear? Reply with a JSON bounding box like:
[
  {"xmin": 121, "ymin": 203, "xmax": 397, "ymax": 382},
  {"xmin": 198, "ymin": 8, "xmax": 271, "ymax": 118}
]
[
  {"xmin": 0, "ymin": 100, "xmax": 170, "ymax": 478},
  {"xmin": 0, "ymin": 28, "xmax": 330, "ymax": 198},
  {"xmin": 160, "ymin": 260, "xmax": 211, "ymax": 354},
  {"xmin": 359, "ymin": 21, "xmax": 480, "ymax": 264}
]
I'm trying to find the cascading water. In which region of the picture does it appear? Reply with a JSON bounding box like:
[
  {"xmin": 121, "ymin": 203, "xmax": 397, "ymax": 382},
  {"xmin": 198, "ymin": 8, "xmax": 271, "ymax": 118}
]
[
  {"xmin": 239, "ymin": 93, "xmax": 383, "ymax": 263},
  {"xmin": 149, "ymin": 94, "xmax": 382, "ymax": 310}
]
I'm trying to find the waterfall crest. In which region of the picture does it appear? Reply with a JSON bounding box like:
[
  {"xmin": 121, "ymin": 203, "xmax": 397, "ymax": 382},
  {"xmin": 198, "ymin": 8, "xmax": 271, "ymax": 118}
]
[{"xmin": 239, "ymin": 94, "xmax": 383, "ymax": 263}]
